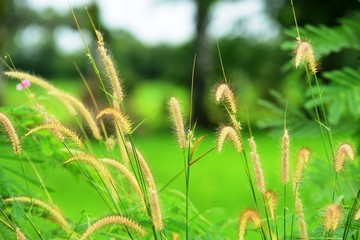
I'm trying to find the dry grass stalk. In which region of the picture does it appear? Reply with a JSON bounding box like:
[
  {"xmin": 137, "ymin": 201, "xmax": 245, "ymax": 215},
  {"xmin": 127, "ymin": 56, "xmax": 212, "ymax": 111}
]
[
  {"xmin": 15, "ymin": 228, "xmax": 26, "ymax": 240},
  {"xmin": 265, "ymin": 191, "xmax": 277, "ymax": 221},
  {"xmin": 25, "ymin": 123, "xmax": 84, "ymax": 149},
  {"xmin": 4, "ymin": 197, "xmax": 70, "ymax": 230},
  {"xmin": 238, "ymin": 209, "xmax": 262, "ymax": 240},
  {"xmin": 0, "ymin": 112, "xmax": 22, "ymax": 155},
  {"xmin": 215, "ymin": 83, "xmax": 237, "ymax": 115},
  {"xmin": 79, "ymin": 215, "xmax": 146, "ymax": 240},
  {"xmin": 95, "ymin": 30, "xmax": 124, "ymax": 109},
  {"xmin": 295, "ymin": 191, "xmax": 308, "ymax": 240},
  {"xmin": 334, "ymin": 143, "xmax": 355, "ymax": 172},
  {"xmin": 249, "ymin": 137, "xmax": 266, "ymax": 194},
  {"xmin": 96, "ymin": 107, "xmax": 131, "ymax": 134},
  {"xmin": 50, "ymin": 91, "xmax": 102, "ymax": 140},
  {"xmin": 282, "ymin": 129, "xmax": 290, "ymax": 184},
  {"xmin": 293, "ymin": 148, "xmax": 311, "ymax": 187},
  {"xmin": 294, "ymin": 40, "xmax": 317, "ymax": 74},
  {"xmin": 217, "ymin": 126, "xmax": 242, "ymax": 152},
  {"xmin": 323, "ymin": 204, "xmax": 342, "ymax": 231},
  {"xmin": 100, "ymin": 157, "xmax": 144, "ymax": 202},
  {"xmin": 168, "ymin": 97, "xmax": 187, "ymax": 148}
]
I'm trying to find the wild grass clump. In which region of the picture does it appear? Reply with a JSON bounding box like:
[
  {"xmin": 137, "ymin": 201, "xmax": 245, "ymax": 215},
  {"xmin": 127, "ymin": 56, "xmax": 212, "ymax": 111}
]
[{"xmin": 0, "ymin": 2, "xmax": 359, "ymax": 240}]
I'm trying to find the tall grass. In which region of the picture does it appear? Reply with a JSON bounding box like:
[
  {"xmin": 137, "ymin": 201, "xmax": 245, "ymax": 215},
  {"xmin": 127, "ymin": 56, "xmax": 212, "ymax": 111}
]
[{"xmin": 0, "ymin": 2, "xmax": 359, "ymax": 240}]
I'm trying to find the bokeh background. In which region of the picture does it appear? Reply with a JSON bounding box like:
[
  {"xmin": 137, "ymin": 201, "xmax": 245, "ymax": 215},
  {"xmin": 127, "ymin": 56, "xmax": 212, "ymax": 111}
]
[{"xmin": 1, "ymin": 0, "xmax": 360, "ymax": 238}]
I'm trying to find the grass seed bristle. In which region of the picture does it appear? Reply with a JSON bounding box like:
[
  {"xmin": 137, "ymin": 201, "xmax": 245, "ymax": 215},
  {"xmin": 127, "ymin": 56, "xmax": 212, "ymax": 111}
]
[
  {"xmin": 238, "ymin": 209, "xmax": 262, "ymax": 240},
  {"xmin": 334, "ymin": 143, "xmax": 355, "ymax": 172},
  {"xmin": 96, "ymin": 107, "xmax": 132, "ymax": 134},
  {"xmin": 215, "ymin": 83, "xmax": 237, "ymax": 115},
  {"xmin": 323, "ymin": 204, "xmax": 342, "ymax": 231},
  {"xmin": 282, "ymin": 129, "xmax": 290, "ymax": 184},
  {"xmin": 0, "ymin": 112, "xmax": 22, "ymax": 155},
  {"xmin": 249, "ymin": 137, "xmax": 266, "ymax": 194},
  {"xmin": 79, "ymin": 215, "xmax": 146, "ymax": 239},
  {"xmin": 25, "ymin": 123, "xmax": 84, "ymax": 149},
  {"xmin": 4, "ymin": 197, "xmax": 70, "ymax": 231},
  {"xmin": 168, "ymin": 97, "xmax": 187, "ymax": 148},
  {"xmin": 217, "ymin": 126, "xmax": 242, "ymax": 152}
]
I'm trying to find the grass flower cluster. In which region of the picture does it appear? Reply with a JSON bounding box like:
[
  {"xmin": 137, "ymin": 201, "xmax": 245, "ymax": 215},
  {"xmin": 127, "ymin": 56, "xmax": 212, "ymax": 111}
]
[{"xmin": 0, "ymin": 2, "xmax": 359, "ymax": 240}]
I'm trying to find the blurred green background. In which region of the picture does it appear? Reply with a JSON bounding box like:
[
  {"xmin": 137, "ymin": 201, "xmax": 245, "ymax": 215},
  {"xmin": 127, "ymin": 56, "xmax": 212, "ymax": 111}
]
[{"xmin": 1, "ymin": 0, "xmax": 360, "ymax": 238}]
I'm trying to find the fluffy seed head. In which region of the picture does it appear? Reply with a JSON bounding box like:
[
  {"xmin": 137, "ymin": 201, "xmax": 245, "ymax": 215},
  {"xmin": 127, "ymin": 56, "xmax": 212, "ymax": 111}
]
[
  {"xmin": 4, "ymin": 197, "xmax": 70, "ymax": 231},
  {"xmin": 25, "ymin": 123, "xmax": 84, "ymax": 149},
  {"xmin": 97, "ymin": 108, "xmax": 132, "ymax": 134},
  {"xmin": 50, "ymin": 91, "xmax": 102, "ymax": 140},
  {"xmin": 295, "ymin": 192, "xmax": 308, "ymax": 240},
  {"xmin": 334, "ymin": 143, "xmax": 355, "ymax": 172},
  {"xmin": 96, "ymin": 30, "xmax": 124, "ymax": 108},
  {"xmin": 0, "ymin": 112, "xmax": 22, "ymax": 155},
  {"xmin": 16, "ymin": 228, "xmax": 26, "ymax": 240},
  {"xmin": 238, "ymin": 209, "xmax": 262, "ymax": 240},
  {"xmin": 324, "ymin": 204, "xmax": 342, "ymax": 231},
  {"xmin": 294, "ymin": 40, "xmax": 317, "ymax": 74},
  {"xmin": 79, "ymin": 215, "xmax": 146, "ymax": 239},
  {"xmin": 168, "ymin": 97, "xmax": 187, "ymax": 148},
  {"xmin": 217, "ymin": 126, "xmax": 242, "ymax": 152},
  {"xmin": 149, "ymin": 188, "xmax": 164, "ymax": 230},
  {"xmin": 5, "ymin": 71, "xmax": 56, "ymax": 92},
  {"xmin": 215, "ymin": 83, "xmax": 237, "ymax": 114},
  {"xmin": 265, "ymin": 191, "xmax": 277, "ymax": 221},
  {"xmin": 281, "ymin": 129, "xmax": 290, "ymax": 184},
  {"xmin": 100, "ymin": 158, "xmax": 144, "ymax": 203},
  {"xmin": 293, "ymin": 148, "xmax": 311, "ymax": 186},
  {"xmin": 249, "ymin": 137, "xmax": 266, "ymax": 194}
]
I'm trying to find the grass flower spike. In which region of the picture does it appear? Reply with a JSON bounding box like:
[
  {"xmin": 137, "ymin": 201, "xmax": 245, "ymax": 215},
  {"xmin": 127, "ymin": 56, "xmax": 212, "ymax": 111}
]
[
  {"xmin": 15, "ymin": 228, "xmax": 26, "ymax": 240},
  {"xmin": 334, "ymin": 143, "xmax": 355, "ymax": 172},
  {"xmin": 215, "ymin": 83, "xmax": 237, "ymax": 115},
  {"xmin": 97, "ymin": 107, "xmax": 132, "ymax": 134},
  {"xmin": 323, "ymin": 204, "xmax": 342, "ymax": 231},
  {"xmin": 4, "ymin": 197, "xmax": 71, "ymax": 231},
  {"xmin": 79, "ymin": 215, "xmax": 146, "ymax": 239},
  {"xmin": 0, "ymin": 112, "xmax": 22, "ymax": 155},
  {"xmin": 294, "ymin": 40, "xmax": 317, "ymax": 74},
  {"xmin": 265, "ymin": 191, "xmax": 277, "ymax": 221},
  {"xmin": 295, "ymin": 192, "xmax": 308, "ymax": 240},
  {"xmin": 293, "ymin": 147, "xmax": 311, "ymax": 186},
  {"xmin": 168, "ymin": 97, "xmax": 187, "ymax": 148},
  {"xmin": 282, "ymin": 129, "xmax": 290, "ymax": 184},
  {"xmin": 249, "ymin": 137, "xmax": 266, "ymax": 194},
  {"xmin": 96, "ymin": 30, "xmax": 124, "ymax": 108},
  {"xmin": 217, "ymin": 126, "xmax": 242, "ymax": 152},
  {"xmin": 238, "ymin": 209, "xmax": 262, "ymax": 240}
]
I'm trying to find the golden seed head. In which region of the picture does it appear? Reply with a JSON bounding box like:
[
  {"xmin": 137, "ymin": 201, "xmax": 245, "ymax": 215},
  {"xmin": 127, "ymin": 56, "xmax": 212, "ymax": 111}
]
[
  {"xmin": 15, "ymin": 228, "xmax": 26, "ymax": 240},
  {"xmin": 294, "ymin": 40, "xmax": 317, "ymax": 74},
  {"xmin": 79, "ymin": 215, "xmax": 146, "ymax": 240},
  {"xmin": 50, "ymin": 91, "xmax": 102, "ymax": 140},
  {"xmin": 149, "ymin": 188, "xmax": 164, "ymax": 230},
  {"xmin": 97, "ymin": 108, "xmax": 132, "ymax": 134},
  {"xmin": 96, "ymin": 30, "xmax": 124, "ymax": 106},
  {"xmin": 0, "ymin": 112, "xmax": 22, "ymax": 155},
  {"xmin": 334, "ymin": 143, "xmax": 355, "ymax": 172},
  {"xmin": 100, "ymin": 158, "xmax": 144, "ymax": 204},
  {"xmin": 172, "ymin": 233, "xmax": 180, "ymax": 240},
  {"xmin": 249, "ymin": 137, "xmax": 266, "ymax": 194},
  {"xmin": 5, "ymin": 71, "xmax": 56, "ymax": 92},
  {"xmin": 168, "ymin": 97, "xmax": 187, "ymax": 148},
  {"xmin": 238, "ymin": 209, "xmax": 262, "ymax": 240},
  {"xmin": 215, "ymin": 83, "xmax": 237, "ymax": 114},
  {"xmin": 324, "ymin": 204, "xmax": 342, "ymax": 231},
  {"xmin": 217, "ymin": 126, "xmax": 242, "ymax": 152},
  {"xmin": 295, "ymin": 194, "xmax": 308, "ymax": 240},
  {"xmin": 281, "ymin": 129, "xmax": 290, "ymax": 184},
  {"xmin": 4, "ymin": 197, "xmax": 70, "ymax": 231},
  {"xmin": 25, "ymin": 122, "xmax": 84, "ymax": 149},
  {"xmin": 265, "ymin": 190, "xmax": 277, "ymax": 221},
  {"xmin": 293, "ymin": 147, "xmax": 311, "ymax": 186}
]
